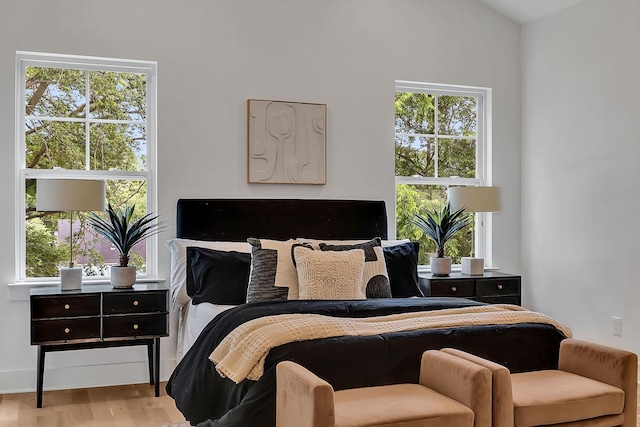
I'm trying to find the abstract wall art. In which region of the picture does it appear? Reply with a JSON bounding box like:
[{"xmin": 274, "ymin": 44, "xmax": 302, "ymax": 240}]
[{"xmin": 247, "ymin": 99, "xmax": 326, "ymax": 184}]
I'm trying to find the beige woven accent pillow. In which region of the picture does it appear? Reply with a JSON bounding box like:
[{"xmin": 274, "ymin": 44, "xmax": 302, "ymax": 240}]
[{"xmin": 293, "ymin": 247, "xmax": 366, "ymax": 300}]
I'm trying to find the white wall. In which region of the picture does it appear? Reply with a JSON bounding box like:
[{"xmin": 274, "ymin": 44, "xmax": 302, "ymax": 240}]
[
  {"xmin": 0, "ymin": 0, "xmax": 521, "ymax": 393},
  {"xmin": 522, "ymin": 0, "xmax": 640, "ymax": 353}
]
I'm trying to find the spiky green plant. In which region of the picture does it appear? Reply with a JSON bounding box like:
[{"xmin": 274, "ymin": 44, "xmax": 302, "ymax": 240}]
[
  {"xmin": 88, "ymin": 204, "xmax": 161, "ymax": 267},
  {"xmin": 412, "ymin": 203, "xmax": 471, "ymax": 258}
]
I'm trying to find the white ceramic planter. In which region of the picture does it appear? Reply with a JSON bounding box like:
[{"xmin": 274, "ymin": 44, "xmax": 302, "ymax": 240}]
[
  {"xmin": 430, "ymin": 256, "xmax": 452, "ymax": 277},
  {"xmin": 110, "ymin": 266, "xmax": 136, "ymax": 288}
]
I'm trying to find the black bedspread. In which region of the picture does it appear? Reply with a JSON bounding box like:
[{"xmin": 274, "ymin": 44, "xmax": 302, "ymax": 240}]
[{"xmin": 166, "ymin": 298, "xmax": 567, "ymax": 427}]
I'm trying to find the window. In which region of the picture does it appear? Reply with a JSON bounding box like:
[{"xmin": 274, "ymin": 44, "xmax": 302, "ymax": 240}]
[
  {"xmin": 16, "ymin": 52, "xmax": 157, "ymax": 283},
  {"xmin": 394, "ymin": 81, "xmax": 491, "ymax": 266}
]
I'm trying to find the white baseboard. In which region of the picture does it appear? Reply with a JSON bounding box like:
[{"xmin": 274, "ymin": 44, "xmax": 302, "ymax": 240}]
[{"xmin": 0, "ymin": 358, "xmax": 176, "ymax": 394}]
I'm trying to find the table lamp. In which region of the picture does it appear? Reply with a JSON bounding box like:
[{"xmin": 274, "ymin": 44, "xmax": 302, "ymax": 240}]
[
  {"xmin": 447, "ymin": 186, "xmax": 500, "ymax": 275},
  {"xmin": 36, "ymin": 179, "xmax": 106, "ymax": 290}
]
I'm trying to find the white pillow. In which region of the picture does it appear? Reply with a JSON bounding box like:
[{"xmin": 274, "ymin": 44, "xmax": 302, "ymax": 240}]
[
  {"xmin": 166, "ymin": 238, "xmax": 251, "ymax": 307},
  {"xmin": 381, "ymin": 239, "xmax": 411, "ymax": 247},
  {"xmin": 293, "ymin": 246, "xmax": 366, "ymax": 300}
]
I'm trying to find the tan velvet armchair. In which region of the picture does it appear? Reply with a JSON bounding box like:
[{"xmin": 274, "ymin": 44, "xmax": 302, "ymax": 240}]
[
  {"xmin": 276, "ymin": 350, "xmax": 493, "ymax": 427},
  {"xmin": 442, "ymin": 338, "xmax": 637, "ymax": 427}
]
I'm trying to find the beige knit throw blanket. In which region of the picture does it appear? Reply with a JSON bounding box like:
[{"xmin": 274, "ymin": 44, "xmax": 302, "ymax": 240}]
[{"xmin": 209, "ymin": 304, "xmax": 572, "ymax": 383}]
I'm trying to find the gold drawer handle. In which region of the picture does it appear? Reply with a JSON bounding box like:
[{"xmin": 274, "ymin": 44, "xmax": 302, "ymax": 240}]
[
  {"xmin": 498, "ymin": 284, "xmax": 503, "ymax": 290},
  {"xmin": 133, "ymin": 324, "xmax": 139, "ymax": 330},
  {"xmin": 133, "ymin": 300, "xmax": 139, "ymax": 306},
  {"xmin": 451, "ymin": 286, "xmax": 457, "ymax": 292},
  {"xmin": 64, "ymin": 304, "xmax": 70, "ymax": 309},
  {"xmin": 64, "ymin": 328, "xmax": 70, "ymax": 334}
]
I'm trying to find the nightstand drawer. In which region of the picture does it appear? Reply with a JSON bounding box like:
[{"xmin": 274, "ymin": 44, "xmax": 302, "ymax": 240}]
[
  {"xmin": 476, "ymin": 278, "xmax": 520, "ymax": 296},
  {"xmin": 429, "ymin": 280, "xmax": 475, "ymax": 297},
  {"xmin": 103, "ymin": 292, "xmax": 167, "ymax": 314},
  {"xmin": 103, "ymin": 314, "xmax": 168, "ymax": 338},
  {"xmin": 31, "ymin": 294, "xmax": 100, "ymax": 319},
  {"xmin": 32, "ymin": 317, "xmax": 101, "ymax": 344}
]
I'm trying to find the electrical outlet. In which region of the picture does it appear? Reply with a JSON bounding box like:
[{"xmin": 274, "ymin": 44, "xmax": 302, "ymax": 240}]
[{"xmin": 612, "ymin": 316, "xmax": 622, "ymax": 336}]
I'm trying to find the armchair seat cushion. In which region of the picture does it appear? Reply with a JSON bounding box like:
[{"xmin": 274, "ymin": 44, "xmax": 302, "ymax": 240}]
[
  {"xmin": 334, "ymin": 383, "xmax": 474, "ymax": 427},
  {"xmin": 511, "ymin": 370, "xmax": 624, "ymax": 427}
]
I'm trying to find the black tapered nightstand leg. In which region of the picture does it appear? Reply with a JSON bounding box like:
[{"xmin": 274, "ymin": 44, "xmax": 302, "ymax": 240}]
[
  {"xmin": 147, "ymin": 342, "xmax": 154, "ymax": 385},
  {"xmin": 154, "ymin": 337, "xmax": 160, "ymax": 397},
  {"xmin": 36, "ymin": 346, "xmax": 45, "ymax": 408}
]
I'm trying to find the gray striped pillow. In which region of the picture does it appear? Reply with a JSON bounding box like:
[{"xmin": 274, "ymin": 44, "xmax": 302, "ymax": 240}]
[{"xmin": 246, "ymin": 238, "xmax": 292, "ymax": 303}]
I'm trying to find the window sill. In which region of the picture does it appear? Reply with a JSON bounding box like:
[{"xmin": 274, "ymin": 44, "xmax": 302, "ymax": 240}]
[
  {"xmin": 417, "ymin": 265, "xmax": 500, "ymax": 274},
  {"xmin": 7, "ymin": 277, "xmax": 166, "ymax": 301}
]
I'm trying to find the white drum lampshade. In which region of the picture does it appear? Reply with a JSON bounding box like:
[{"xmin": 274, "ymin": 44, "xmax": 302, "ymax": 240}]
[
  {"xmin": 36, "ymin": 179, "xmax": 106, "ymax": 290},
  {"xmin": 447, "ymin": 186, "xmax": 500, "ymax": 213},
  {"xmin": 36, "ymin": 179, "xmax": 106, "ymax": 212},
  {"xmin": 447, "ymin": 186, "xmax": 500, "ymax": 275}
]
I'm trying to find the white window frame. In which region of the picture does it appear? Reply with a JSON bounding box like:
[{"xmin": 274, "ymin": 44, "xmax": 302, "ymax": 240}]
[
  {"xmin": 394, "ymin": 80, "xmax": 493, "ymax": 267},
  {"xmin": 15, "ymin": 51, "xmax": 158, "ymax": 284}
]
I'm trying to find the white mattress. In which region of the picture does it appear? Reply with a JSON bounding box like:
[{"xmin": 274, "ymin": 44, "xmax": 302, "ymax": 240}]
[{"xmin": 177, "ymin": 301, "xmax": 236, "ymax": 362}]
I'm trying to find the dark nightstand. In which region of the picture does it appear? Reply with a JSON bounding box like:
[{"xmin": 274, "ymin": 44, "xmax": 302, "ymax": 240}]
[
  {"xmin": 30, "ymin": 283, "xmax": 169, "ymax": 407},
  {"xmin": 419, "ymin": 271, "xmax": 521, "ymax": 305}
]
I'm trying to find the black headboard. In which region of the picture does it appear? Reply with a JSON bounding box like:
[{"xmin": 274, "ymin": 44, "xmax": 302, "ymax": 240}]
[{"xmin": 176, "ymin": 199, "xmax": 388, "ymax": 242}]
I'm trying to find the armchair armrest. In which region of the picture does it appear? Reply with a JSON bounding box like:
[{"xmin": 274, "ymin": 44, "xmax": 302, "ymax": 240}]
[
  {"xmin": 441, "ymin": 348, "xmax": 514, "ymax": 427},
  {"xmin": 420, "ymin": 350, "xmax": 492, "ymax": 427},
  {"xmin": 559, "ymin": 338, "xmax": 637, "ymax": 427},
  {"xmin": 276, "ymin": 361, "xmax": 335, "ymax": 427}
]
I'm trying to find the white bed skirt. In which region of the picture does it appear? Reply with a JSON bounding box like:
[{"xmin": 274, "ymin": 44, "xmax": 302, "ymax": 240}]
[{"xmin": 177, "ymin": 301, "xmax": 236, "ymax": 362}]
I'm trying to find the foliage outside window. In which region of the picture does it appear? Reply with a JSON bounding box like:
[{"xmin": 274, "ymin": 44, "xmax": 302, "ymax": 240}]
[
  {"xmin": 17, "ymin": 52, "xmax": 157, "ymax": 282},
  {"xmin": 394, "ymin": 81, "xmax": 490, "ymax": 265}
]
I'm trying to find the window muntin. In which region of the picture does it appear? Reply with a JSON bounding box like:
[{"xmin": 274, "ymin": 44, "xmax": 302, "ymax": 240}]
[
  {"xmin": 17, "ymin": 52, "xmax": 157, "ymax": 282},
  {"xmin": 394, "ymin": 81, "xmax": 490, "ymax": 266}
]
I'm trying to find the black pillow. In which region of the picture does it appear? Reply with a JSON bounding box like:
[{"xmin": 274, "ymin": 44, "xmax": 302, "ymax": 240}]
[
  {"xmin": 383, "ymin": 242, "xmax": 423, "ymax": 297},
  {"xmin": 186, "ymin": 246, "xmax": 251, "ymax": 305}
]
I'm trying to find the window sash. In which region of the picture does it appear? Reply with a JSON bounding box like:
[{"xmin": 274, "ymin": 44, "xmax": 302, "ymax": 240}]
[
  {"xmin": 394, "ymin": 81, "xmax": 492, "ymax": 266},
  {"xmin": 16, "ymin": 52, "xmax": 158, "ymax": 283}
]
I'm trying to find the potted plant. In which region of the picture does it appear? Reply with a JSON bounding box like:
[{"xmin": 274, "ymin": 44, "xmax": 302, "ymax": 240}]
[
  {"xmin": 88, "ymin": 203, "xmax": 161, "ymax": 288},
  {"xmin": 413, "ymin": 203, "xmax": 471, "ymax": 276}
]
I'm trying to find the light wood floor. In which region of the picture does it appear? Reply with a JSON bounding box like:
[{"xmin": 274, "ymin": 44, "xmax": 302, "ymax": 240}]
[
  {"xmin": 0, "ymin": 382, "xmax": 187, "ymax": 427},
  {"xmin": 1, "ymin": 382, "xmax": 639, "ymax": 426}
]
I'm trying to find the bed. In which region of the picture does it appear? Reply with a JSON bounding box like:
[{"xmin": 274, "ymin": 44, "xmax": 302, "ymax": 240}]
[{"xmin": 165, "ymin": 198, "xmax": 569, "ymax": 427}]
